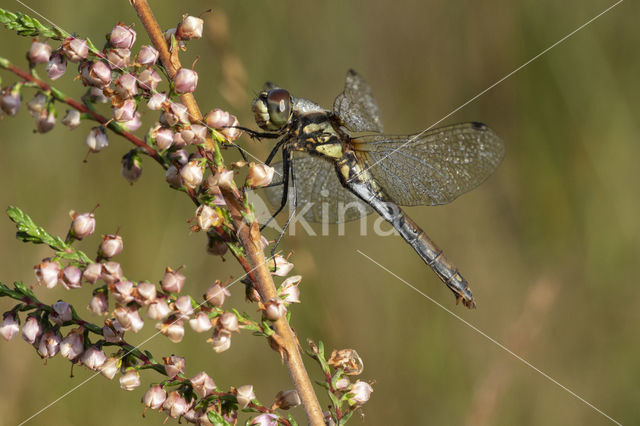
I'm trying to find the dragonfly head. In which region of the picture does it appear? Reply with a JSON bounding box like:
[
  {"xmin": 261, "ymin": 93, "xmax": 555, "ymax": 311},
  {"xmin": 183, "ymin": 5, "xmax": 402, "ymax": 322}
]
[{"xmin": 252, "ymin": 85, "xmax": 293, "ymax": 131}]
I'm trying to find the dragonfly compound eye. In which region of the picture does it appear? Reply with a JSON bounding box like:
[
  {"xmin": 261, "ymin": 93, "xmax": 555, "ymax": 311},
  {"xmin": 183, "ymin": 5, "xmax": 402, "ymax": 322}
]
[{"xmin": 266, "ymin": 88, "xmax": 292, "ymax": 129}]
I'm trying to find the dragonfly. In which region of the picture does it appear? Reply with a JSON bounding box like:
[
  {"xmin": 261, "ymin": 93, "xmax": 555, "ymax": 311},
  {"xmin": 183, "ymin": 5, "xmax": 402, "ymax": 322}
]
[{"xmin": 246, "ymin": 70, "xmax": 504, "ymax": 308}]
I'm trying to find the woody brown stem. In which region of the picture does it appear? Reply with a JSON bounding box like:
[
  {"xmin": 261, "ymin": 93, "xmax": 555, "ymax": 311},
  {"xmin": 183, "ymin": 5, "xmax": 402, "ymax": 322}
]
[{"xmin": 130, "ymin": 1, "xmax": 324, "ymax": 424}]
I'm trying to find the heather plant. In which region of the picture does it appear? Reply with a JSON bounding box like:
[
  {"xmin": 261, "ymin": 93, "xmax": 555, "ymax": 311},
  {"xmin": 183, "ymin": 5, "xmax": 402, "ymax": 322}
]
[{"xmin": 0, "ymin": 2, "xmax": 371, "ymax": 425}]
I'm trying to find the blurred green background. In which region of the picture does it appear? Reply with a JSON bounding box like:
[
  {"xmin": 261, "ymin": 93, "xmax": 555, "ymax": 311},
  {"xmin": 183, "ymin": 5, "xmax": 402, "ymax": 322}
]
[{"xmin": 1, "ymin": 0, "xmax": 638, "ymax": 425}]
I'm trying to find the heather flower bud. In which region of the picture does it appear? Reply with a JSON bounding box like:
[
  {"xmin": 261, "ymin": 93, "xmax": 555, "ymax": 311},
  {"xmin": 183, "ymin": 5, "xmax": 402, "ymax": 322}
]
[
  {"xmin": 80, "ymin": 61, "xmax": 112, "ymax": 87},
  {"xmin": 273, "ymin": 390, "xmax": 301, "ymax": 410},
  {"xmin": 27, "ymin": 92, "xmax": 48, "ymax": 117},
  {"xmin": 147, "ymin": 93, "xmax": 167, "ymax": 111},
  {"xmin": 0, "ymin": 87, "xmax": 21, "ymax": 116},
  {"xmin": 220, "ymin": 115, "xmax": 241, "ymax": 141},
  {"xmin": 136, "ymin": 45, "xmax": 159, "ymax": 65},
  {"xmin": 62, "ymin": 37, "xmax": 88, "ymax": 62},
  {"xmin": 250, "ymin": 414, "xmax": 278, "ymax": 426},
  {"xmin": 70, "ymin": 211, "xmax": 96, "ymax": 239},
  {"xmin": 83, "ymin": 262, "xmax": 102, "ymax": 284},
  {"xmin": 163, "ymin": 355, "xmax": 185, "ymax": 378},
  {"xmin": 102, "ymin": 321, "xmax": 124, "ymax": 343},
  {"xmin": 165, "ymin": 165, "xmax": 183, "ymax": 188},
  {"xmin": 60, "ymin": 329, "xmax": 84, "ymax": 360},
  {"xmin": 170, "ymin": 149, "xmax": 189, "ymax": 166},
  {"xmin": 100, "ymin": 356, "xmax": 120, "ymax": 380},
  {"xmin": 188, "ymin": 124, "xmax": 208, "ymax": 144},
  {"xmin": 112, "ymin": 280, "xmax": 134, "ymax": 304},
  {"xmin": 110, "ymin": 23, "xmax": 136, "ymax": 49},
  {"xmin": 190, "ymin": 371, "xmax": 216, "ymax": 398},
  {"xmin": 88, "ymin": 290, "xmax": 108, "ymax": 315},
  {"xmin": 269, "ymin": 255, "xmax": 294, "ymax": 277},
  {"xmin": 210, "ymin": 327, "xmax": 231, "ymax": 353},
  {"xmin": 335, "ymin": 377, "xmax": 350, "ymax": 391},
  {"xmin": 204, "ymin": 282, "xmax": 230, "ymax": 307},
  {"xmin": 246, "ymin": 162, "xmax": 275, "ymax": 188},
  {"xmin": 152, "ymin": 127, "xmax": 173, "ymax": 150},
  {"xmin": 81, "ymin": 345, "xmax": 107, "ymax": 370},
  {"xmin": 142, "ymin": 384, "xmax": 167, "ymax": 409},
  {"xmin": 102, "ymin": 261, "xmax": 123, "ymax": 283},
  {"xmin": 50, "ymin": 301, "xmax": 73, "ymax": 325},
  {"xmin": 163, "ymin": 391, "xmax": 190, "ymax": 419},
  {"xmin": 106, "ymin": 48, "xmax": 131, "ymax": 69},
  {"xmin": 180, "ymin": 160, "xmax": 204, "ymax": 189},
  {"xmin": 121, "ymin": 151, "xmax": 143, "ymax": 183},
  {"xmin": 22, "ymin": 316, "xmax": 43, "ymax": 344},
  {"xmin": 195, "ymin": 204, "xmax": 220, "ymax": 231},
  {"xmin": 46, "ymin": 52, "xmax": 66, "ymax": 80},
  {"xmin": 349, "ymin": 381, "xmax": 373, "ymax": 405},
  {"xmin": 327, "ymin": 349, "xmax": 364, "ymax": 376},
  {"xmin": 112, "ymin": 98, "xmax": 136, "ymax": 122},
  {"xmin": 218, "ymin": 312, "xmax": 239, "ymax": 332},
  {"xmin": 170, "ymin": 102, "xmax": 190, "ymax": 125},
  {"xmin": 62, "ymin": 109, "xmax": 81, "ymax": 129},
  {"xmin": 87, "ymin": 87, "xmax": 109, "ymax": 103},
  {"xmin": 28, "ymin": 41, "xmax": 52, "ymax": 65},
  {"xmin": 157, "ymin": 318, "xmax": 184, "ymax": 343},
  {"xmin": 172, "ymin": 131, "xmax": 186, "ymax": 148},
  {"xmin": 100, "ymin": 234, "xmax": 123, "ymax": 258},
  {"xmin": 147, "ymin": 300, "xmax": 171, "ymax": 320},
  {"xmin": 174, "ymin": 68, "xmax": 198, "ymax": 94},
  {"xmin": 115, "ymin": 306, "xmax": 144, "ymax": 332},
  {"xmin": 188, "ymin": 313, "xmax": 211, "ymax": 334},
  {"xmin": 0, "ymin": 312, "xmax": 20, "ymax": 341},
  {"xmin": 263, "ymin": 297, "xmax": 286, "ymax": 321},
  {"xmin": 85, "ymin": 127, "xmax": 109, "ymax": 152},
  {"xmin": 177, "ymin": 15, "xmax": 204, "ymax": 40},
  {"xmin": 135, "ymin": 282, "xmax": 156, "ymax": 305},
  {"xmin": 161, "ymin": 267, "xmax": 186, "ymax": 293},
  {"xmin": 34, "ymin": 258, "xmax": 60, "ymax": 288},
  {"xmin": 205, "ymin": 108, "xmax": 234, "ymax": 129},
  {"xmin": 38, "ymin": 329, "xmax": 62, "ymax": 358},
  {"xmin": 61, "ymin": 265, "xmax": 83, "ymax": 289},
  {"xmin": 174, "ymin": 296, "xmax": 194, "ymax": 319},
  {"xmin": 120, "ymin": 369, "xmax": 141, "ymax": 391},
  {"xmin": 122, "ymin": 112, "xmax": 142, "ymax": 132},
  {"xmin": 35, "ymin": 109, "xmax": 56, "ymax": 133},
  {"xmin": 236, "ymin": 385, "xmax": 256, "ymax": 409},
  {"xmin": 114, "ymin": 73, "xmax": 138, "ymax": 99},
  {"xmin": 138, "ymin": 67, "xmax": 162, "ymax": 91},
  {"xmin": 278, "ymin": 275, "xmax": 301, "ymax": 304}
]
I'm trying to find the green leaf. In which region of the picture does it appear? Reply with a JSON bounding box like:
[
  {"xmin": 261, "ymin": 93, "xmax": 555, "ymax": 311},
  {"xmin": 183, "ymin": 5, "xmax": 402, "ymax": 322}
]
[
  {"xmin": 13, "ymin": 281, "xmax": 35, "ymax": 299},
  {"xmin": 207, "ymin": 410, "xmax": 232, "ymax": 426},
  {"xmin": 338, "ymin": 411, "xmax": 354, "ymax": 425},
  {"xmin": 0, "ymin": 8, "xmax": 67, "ymax": 39},
  {"xmin": 287, "ymin": 414, "xmax": 299, "ymax": 426}
]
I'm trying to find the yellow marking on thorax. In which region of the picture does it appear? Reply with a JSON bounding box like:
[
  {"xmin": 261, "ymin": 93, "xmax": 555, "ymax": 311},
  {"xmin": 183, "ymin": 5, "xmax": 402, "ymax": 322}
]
[{"xmin": 314, "ymin": 143, "xmax": 343, "ymax": 158}]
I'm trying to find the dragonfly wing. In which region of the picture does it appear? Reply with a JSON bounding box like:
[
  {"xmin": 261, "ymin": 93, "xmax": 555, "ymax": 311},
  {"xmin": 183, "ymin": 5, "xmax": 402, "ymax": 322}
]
[
  {"xmin": 355, "ymin": 122, "xmax": 504, "ymax": 206},
  {"xmin": 262, "ymin": 155, "xmax": 374, "ymax": 223},
  {"xmin": 333, "ymin": 69, "xmax": 385, "ymax": 133}
]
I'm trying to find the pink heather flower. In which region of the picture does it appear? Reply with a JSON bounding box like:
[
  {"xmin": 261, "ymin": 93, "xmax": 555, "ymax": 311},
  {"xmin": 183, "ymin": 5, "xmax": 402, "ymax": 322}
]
[
  {"xmin": 174, "ymin": 296, "xmax": 194, "ymax": 319},
  {"xmin": 163, "ymin": 355, "xmax": 185, "ymax": 378},
  {"xmin": 146, "ymin": 300, "xmax": 171, "ymax": 320},
  {"xmin": 60, "ymin": 329, "xmax": 84, "ymax": 360},
  {"xmin": 62, "ymin": 37, "xmax": 88, "ymax": 62},
  {"xmin": 349, "ymin": 381, "xmax": 373, "ymax": 405},
  {"xmin": 87, "ymin": 87, "xmax": 109, "ymax": 103},
  {"xmin": 250, "ymin": 414, "xmax": 278, "ymax": 426},
  {"xmin": 236, "ymin": 385, "xmax": 256, "ymax": 409},
  {"xmin": 163, "ymin": 391, "xmax": 190, "ymax": 419},
  {"xmin": 61, "ymin": 265, "xmax": 83, "ymax": 289},
  {"xmin": 85, "ymin": 127, "xmax": 109, "ymax": 152},
  {"xmin": 81, "ymin": 345, "xmax": 107, "ymax": 370},
  {"xmin": 119, "ymin": 369, "xmax": 141, "ymax": 391},
  {"xmin": 188, "ymin": 124, "xmax": 208, "ymax": 144},
  {"xmin": 189, "ymin": 312, "xmax": 212, "ymax": 333},
  {"xmin": 22, "ymin": 316, "xmax": 43, "ymax": 344},
  {"xmin": 110, "ymin": 24, "xmax": 136, "ymax": 49},
  {"xmin": 121, "ymin": 112, "xmax": 142, "ymax": 132},
  {"xmin": 70, "ymin": 211, "xmax": 96, "ymax": 239},
  {"xmin": 335, "ymin": 377, "xmax": 350, "ymax": 391},
  {"xmin": 153, "ymin": 126, "xmax": 174, "ymax": 149},
  {"xmin": 205, "ymin": 108, "xmax": 234, "ymax": 129},
  {"xmin": 136, "ymin": 45, "xmax": 159, "ymax": 65},
  {"xmin": 35, "ymin": 109, "xmax": 56, "ymax": 133},
  {"xmin": 190, "ymin": 371, "xmax": 216, "ymax": 398},
  {"xmin": 137, "ymin": 67, "xmax": 162, "ymax": 91},
  {"xmin": 218, "ymin": 312, "xmax": 239, "ymax": 332},
  {"xmin": 213, "ymin": 169, "xmax": 235, "ymax": 190},
  {"xmin": 112, "ymin": 99, "xmax": 136, "ymax": 123},
  {"xmin": 121, "ymin": 151, "xmax": 143, "ymax": 183},
  {"xmin": 156, "ymin": 318, "xmax": 184, "ymax": 343},
  {"xmin": 50, "ymin": 300, "xmax": 72, "ymax": 325},
  {"xmin": 112, "ymin": 280, "xmax": 135, "ymax": 304},
  {"xmin": 174, "ymin": 68, "xmax": 198, "ymax": 94},
  {"xmin": 117, "ymin": 307, "xmax": 144, "ymax": 333},
  {"xmin": 102, "ymin": 321, "xmax": 124, "ymax": 343},
  {"xmin": 0, "ymin": 312, "xmax": 20, "ymax": 341},
  {"xmin": 34, "ymin": 259, "xmax": 60, "ymax": 288},
  {"xmin": 114, "ymin": 73, "xmax": 138, "ymax": 99},
  {"xmin": 279, "ymin": 275, "xmax": 301, "ymax": 304},
  {"xmin": 195, "ymin": 204, "xmax": 220, "ymax": 231},
  {"xmin": 165, "ymin": 165, "xmax": 183, "ymax": 188},
  {"xmin": 220, "ymin": 116, "xmax": 241, "ymax": 141},
  {"xmin": 273, "ymin": 390, "xmax": 301, "ymax": 410},
  {"xmin": 170, "ymin": 149, "xmax": 189, "ymax": 166},
  {"xmin": 83, "ymin": 262, "xmax": 103, "ymax": 284},
  {"xmin": 88, "ymin": 291, "xmax": 109, "ymax": 315},
  {"xmin": 134, "ymin": 282, "xmax": 156, "ymax": 305},
  {"xmin": 80, "ymin": 61, "xmax": 112, "ymax": 87},
  {"xmin": 205, "ymin": 282, "xmax": 231, "ymax": 307},
  {"xmin": 142, "ymin": 385, "xmax": 167, "ymax": 409},
  {"xmin": 37, "ymin": 329, "xmax": 62, "ymax": 358},
  {"xmin": 147, "ymin": 93, "xmax": 167, "ymax": 111},
  {"xmin": 0, "ymin": 88, "xmax": 21, "ymax": 116},
  {"xmin": 100, "ymin": 234, "xmax": 124, "ymax": 258},
  {"xmin": 210, "ymin": 327, "xmax": 231, "ymax": 353},
  {"xmin": 106, "ymin": 48, "xmax": 131, "ymax": 69},
  {"xmin": 61, "ymin": 109, "xmax": 81, "ymax": 129},
  {"xmin": 180, "ymin": 160, "xmax": 204, "ymax": 189},
  {"xmin": 27, "ymin": 92, "xmax": 47, "ymax": 117},
  {"xmin": 161, "ymin": 268, "xmax": 186, "ymax": 293},
  {"xmin": 246, "ymin": 163, "xmax": 275, "ymax": 188},
  {"xmin": 269, "ymin": 255, "xmax": 294, "ymax": 277},
  {"xmin": 100, "ymin": 356, "xmax": 120, "ymax": 380},
  {"xmin": 28, "ymin": 41, "xmax": 52, "ymax": 64},
  {"xmin": 176, "ymin": 16, "xmax": 204, "ymax": 40},
  {"xmin": 263, "ymin": 298, "xmax": 286, "ymax": 321},
  {"xmin": 101, "ymin": 261, "xmax": 123, "ymax": 283},
  {"xmin": 46, "ymin": 52, "xmax": 66, "ymax": 80},
  {"xmin": 170, "ymin": 102, "xmax": 190, "ymax": 124}
]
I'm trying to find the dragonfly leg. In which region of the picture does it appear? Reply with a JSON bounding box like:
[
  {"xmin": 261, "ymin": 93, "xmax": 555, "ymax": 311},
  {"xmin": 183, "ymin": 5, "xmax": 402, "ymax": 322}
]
[
  {"xmin": 260, "ymin": 150, "xmax": 290, "ymax": 232},
  {"xmin": 270, "ymin": 152, "xmax": 297, "ymax": 258},
  {"xmin": 227, "ymin": 125, "xmax": 281, "ymax": 140}
]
